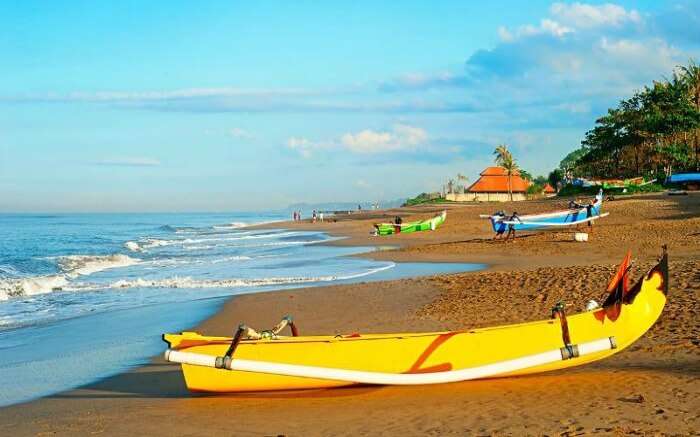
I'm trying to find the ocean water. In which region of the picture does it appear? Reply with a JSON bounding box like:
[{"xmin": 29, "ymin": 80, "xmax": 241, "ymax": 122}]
[{"xmin": 0, "ymin": 213, "xmax": 481, "ymax": 406}]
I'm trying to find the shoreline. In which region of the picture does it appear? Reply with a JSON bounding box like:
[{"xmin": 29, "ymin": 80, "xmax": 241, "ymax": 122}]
[{"xmin": 1, "ymin": 194, "xmax": 698, "ymax": 435}]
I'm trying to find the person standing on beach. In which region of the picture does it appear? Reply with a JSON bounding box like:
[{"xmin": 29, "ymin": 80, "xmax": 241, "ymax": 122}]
[
  {"xmin": 492, "ymin": 211, "xmax": 506, "ymax": 240},
  {"xmin": 319, "ymin": 212, "xmax": 324, "ymax": 222},
  {"xmin": 312, "ymin": 210, "xmax": 317, "ymax": 223},
  {"xmin": 504, "ymin": 212, "xmax": 520, "ymax": 242},
  {"xmin": 586, "ymin": 201, "xmax": 594, "ymax": 232}
]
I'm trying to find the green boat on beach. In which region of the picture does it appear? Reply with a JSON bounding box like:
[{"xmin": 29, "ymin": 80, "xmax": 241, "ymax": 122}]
[{"xmin": 373, "ymin": 210, "xmax": 446, "ymax": 236}]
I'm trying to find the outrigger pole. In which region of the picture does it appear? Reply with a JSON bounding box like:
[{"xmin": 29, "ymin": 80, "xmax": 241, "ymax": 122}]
[{"xmin": 165, "ymin": 337, "xmax": 617, "ymax": 385}]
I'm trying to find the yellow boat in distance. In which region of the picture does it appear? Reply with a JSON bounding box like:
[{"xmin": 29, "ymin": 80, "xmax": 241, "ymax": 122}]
[{"xmin": 163, "ymin": 249, "xmax": 668, "ymax": 393}]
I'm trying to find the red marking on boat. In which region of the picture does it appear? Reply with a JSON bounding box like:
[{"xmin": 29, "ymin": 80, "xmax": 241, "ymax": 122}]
[{"xmin": 405, "ymin": 332, "xmax": 458, "ymax": 374}]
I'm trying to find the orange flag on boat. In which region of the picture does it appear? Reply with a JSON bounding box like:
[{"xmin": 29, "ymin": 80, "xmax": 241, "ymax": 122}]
[
  {"xmin": 603, "ymin": 251, "xmax": 632, "ymax": 321},
  {"xmin": 607, "ymin": 250, "xmax": 631, "ymax": 295}
]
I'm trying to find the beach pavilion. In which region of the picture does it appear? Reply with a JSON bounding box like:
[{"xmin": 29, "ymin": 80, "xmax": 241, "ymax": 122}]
[{"xmin": 447, "ymin": 166, "xmax": 531, "ymax": 202}]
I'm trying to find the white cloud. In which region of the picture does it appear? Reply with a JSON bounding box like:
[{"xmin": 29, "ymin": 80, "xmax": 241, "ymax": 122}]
[
  {"xmin": 2, "ymin": 3, "xmax": 696, "ymax": 124},
  {"xmin": 286, "ymin": 124, "xmax": 430, "ymax": 158},
  {"xmin": 498, "ymin": 26, "xmax": 514, "ymax": 42},
  {"xmin": 229, "ymin": 127, "xmax": 253, "ymax": 140},
  {"xmin": 551, "ymin": 2, "xmax": 641, "ymax": 29},
  {"xmin": 286, "ymin": 137, "xmax": 317, "ymax": 158},
  {"xmin": 499, "ymin": 19, "xmax": 573, "ymax": 42},
  {"xmin": 340, "ymin": 124, "xmax": 428, "ymax": 154},
  {"xmin": 598, "ymin": 37, "xmax": 680, "ymax": 72},
  {"xmin": 523, "ymin": 19, "xmax": 573, "ymax": 38},
  {"xmin": 341, "ymin": 130, "xmax": 394, "ymax": 154},
  {"xmin": 497, "ymin": 3, "xmax": 643, "ymax": 42}
]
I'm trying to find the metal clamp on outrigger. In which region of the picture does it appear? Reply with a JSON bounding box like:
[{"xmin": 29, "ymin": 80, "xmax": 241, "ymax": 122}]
[
  {"xmin": 551, "ymin": 301, "xmax": 617, "ymax": 360},
  {"xmin": 214, "ymin": 315, "xmax": 299, "ymax": 369}
]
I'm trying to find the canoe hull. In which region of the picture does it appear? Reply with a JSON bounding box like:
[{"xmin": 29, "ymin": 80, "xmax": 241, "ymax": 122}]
[
  {"xmin": 375, "ymin": 211, "xmax": 446, "ymax": 236},
  {"xmin": 489, "ymin": 193, "xmax": 604, "ymax": 232},
  {"xmin": 164, "ymin": 255, "xmax": 667, "ymax": 393}
]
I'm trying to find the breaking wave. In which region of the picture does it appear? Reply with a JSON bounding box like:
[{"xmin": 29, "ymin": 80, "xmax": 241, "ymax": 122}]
[
  {"xmin": 160, "ymin": 225, "xmax": 198, "ymax": 233},
  {"xmin": 57, "ymin": 254, "xmax": 140, "ymax": 277},
  {"xmin": 124, "ymin": 238, "xmax": 173, "ymax": 252},
  {"xmin": 142, "ymin": 255, "xmax": 254, "ymax": 267},
  {"xmin": 0, "ymin": 275, "xmax": 69, "ymax": 300},
  {"xmin": 212, "ymin": 222, "xmax": 247, "ymax": 229},
  {"xmin": 76, "ymin": 263, "xmax": 395, "ymax": 291},
  {"xmin": 0, "ymin": 254, "xmax": 140, "ymax": 300},
  {"xmin": 125, "ymin": 232, "xmax": 305, "ymax": 252},
  {"xmin": 0, "ymin": 265, "xmax": 20, "ymax": 276}
]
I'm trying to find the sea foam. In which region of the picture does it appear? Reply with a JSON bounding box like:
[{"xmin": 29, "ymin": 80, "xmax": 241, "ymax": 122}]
[
  {"xmin": 0, "ymin": 275, "xmax": 69, "ymax": 300},
  {"xmin": 58, "ymin": 254, "xmax": 140, "ymax": 277},
  {"xmin": 0, "ymin": 254, "xmax": 140, "ymax": 300},
  {"xmin": 90, "ymin": 262, "xmax": 396, "ymax": 291}
]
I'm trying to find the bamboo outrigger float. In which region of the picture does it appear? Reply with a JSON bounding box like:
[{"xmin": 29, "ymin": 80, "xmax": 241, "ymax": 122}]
[{"xmin": 163, "ymin": 248, "xmax": 668, "ymax": 393}]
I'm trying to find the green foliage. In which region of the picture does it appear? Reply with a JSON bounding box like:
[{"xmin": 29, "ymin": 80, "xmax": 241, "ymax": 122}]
[
  {"xmin": 559, "ymin": 148, "xmax": 588, "ymax": 172},
  {"xmin": 560, "ymin": 60, "xmax": 700, "ymax": 179},
  {"xmin": 403, "ymin": 193, "xmax": 452, "ymax": 206},
  {"xmin": 623, "ymin": 183, "xmax": 665, "ymax": 194},
  {"xmin": 493, "ymin": 144, "xmax": 517, "ymax": 172},
  {"xmin": 493, "ymin": 144, "xmax": 518, "ymax": 201},
  {"xmin": 557, "ymin": 182, "xmax": 664, "ymax": 198},
  {"xmin": 525, "ymin": 175, "xmax": 550, "ymax": 196},
  {"xmin": 556, "ymin": 184, "xmax": 600, "ymax": 197},
  {"xmin": 526, "ymin": 183, "xmax": 544, "ymax": 195},
  {"xmin": 520, "ymin": 170, "xmax": 533, "ymax": 181},
  {"xmin": 548, "ymin": 169, "xmax": 563, "ymax": 189}
]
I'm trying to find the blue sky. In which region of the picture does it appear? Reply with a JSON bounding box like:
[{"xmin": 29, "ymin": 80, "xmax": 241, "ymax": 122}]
[{"xmin": 1, "ymin": 1, "xmax": 698, "ymax": 211}]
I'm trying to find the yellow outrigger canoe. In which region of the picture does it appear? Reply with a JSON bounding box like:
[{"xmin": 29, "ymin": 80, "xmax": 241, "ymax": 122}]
[{"xmin": 163, "ymin": 249, "xmax": 668, "ymax": 393}]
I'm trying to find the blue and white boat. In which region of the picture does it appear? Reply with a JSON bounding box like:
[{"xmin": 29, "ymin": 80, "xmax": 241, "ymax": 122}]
[{"xmin": 484, "ymin": 190, "xmax": 608, "ymax": 233}]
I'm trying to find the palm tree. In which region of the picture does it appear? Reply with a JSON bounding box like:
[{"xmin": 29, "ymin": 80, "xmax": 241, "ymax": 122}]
[
  {"xmin": 493, "ymin": 144, "xmax": 518, "ymax": 201},
  {"xmin": 680, "ymin": 60, "xmax": 700, "ymax": 110},
  {"xmin": 456, "ymin": 173, "xmax": 468, "ymax": 193}
]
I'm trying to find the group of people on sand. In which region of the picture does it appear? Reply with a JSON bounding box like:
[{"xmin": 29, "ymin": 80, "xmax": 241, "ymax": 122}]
[
  {"xmin": 292, "ymin": 210, "xmax": 328, "ymax": 223},
  {"xmin": 492, "ymin": 211, "xmax": 520, "ymax": 242}
]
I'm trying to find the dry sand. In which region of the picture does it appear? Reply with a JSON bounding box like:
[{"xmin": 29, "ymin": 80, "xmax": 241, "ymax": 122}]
[{"xmin": 1, "ymin": 193, "xmax": 698, "ymax": 436}]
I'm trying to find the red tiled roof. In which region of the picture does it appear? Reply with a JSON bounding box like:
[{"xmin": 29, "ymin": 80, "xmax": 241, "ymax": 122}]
[
  {"xmin": 467, "ymin": 167, "xmax": 531, "ymax": 193},
  {"xmin": 480, "ymin": 166, "xmax": 521, "ymax": 176},
  {"xmin": 468, "ymin": 173, "xmax": 530, "ymax": 193},
  {"xmin": 543, "ymin": 183, "xmax": 556, "ymax": 193}
]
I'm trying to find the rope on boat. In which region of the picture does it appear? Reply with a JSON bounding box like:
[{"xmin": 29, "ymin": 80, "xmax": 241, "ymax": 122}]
[
  {"xmin": 222, "ymin": 316, "xmax": 299, "ymax": 360},
  {"xmin": 164, "ymin": 336, "xmax": 617, "ymax": 386},
  {"xmin": 238, "ymin": 315, "xmax": 298, "ymax": 341}
]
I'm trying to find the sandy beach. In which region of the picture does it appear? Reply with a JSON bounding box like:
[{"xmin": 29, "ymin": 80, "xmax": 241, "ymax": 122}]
[{"xmin": 1, "ymin": 193, "xmax": 698, "ymax": 436}]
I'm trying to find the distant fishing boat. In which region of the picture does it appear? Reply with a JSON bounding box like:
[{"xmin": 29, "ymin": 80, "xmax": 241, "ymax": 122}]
[
  {"xmin": 483, "ymin": 189, "xmax": 607, "ymax": 234},
  {"xmin": 373, "ymin": 210, "xmax": 446, "ymax": 236},
  {"xmin": 163, "ymin": 248, "xmax": 668, "ymax": 392}
]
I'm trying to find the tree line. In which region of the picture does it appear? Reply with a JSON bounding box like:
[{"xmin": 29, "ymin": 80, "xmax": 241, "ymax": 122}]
[{"xmin": 559, "ymin": 61, "xmax": 700, "ymax": 180}]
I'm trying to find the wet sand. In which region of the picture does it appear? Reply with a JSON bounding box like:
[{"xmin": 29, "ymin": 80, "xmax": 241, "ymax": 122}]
[{"xmin": 1, "ymin": 193, "xmax": 698, "ymax": 436}]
